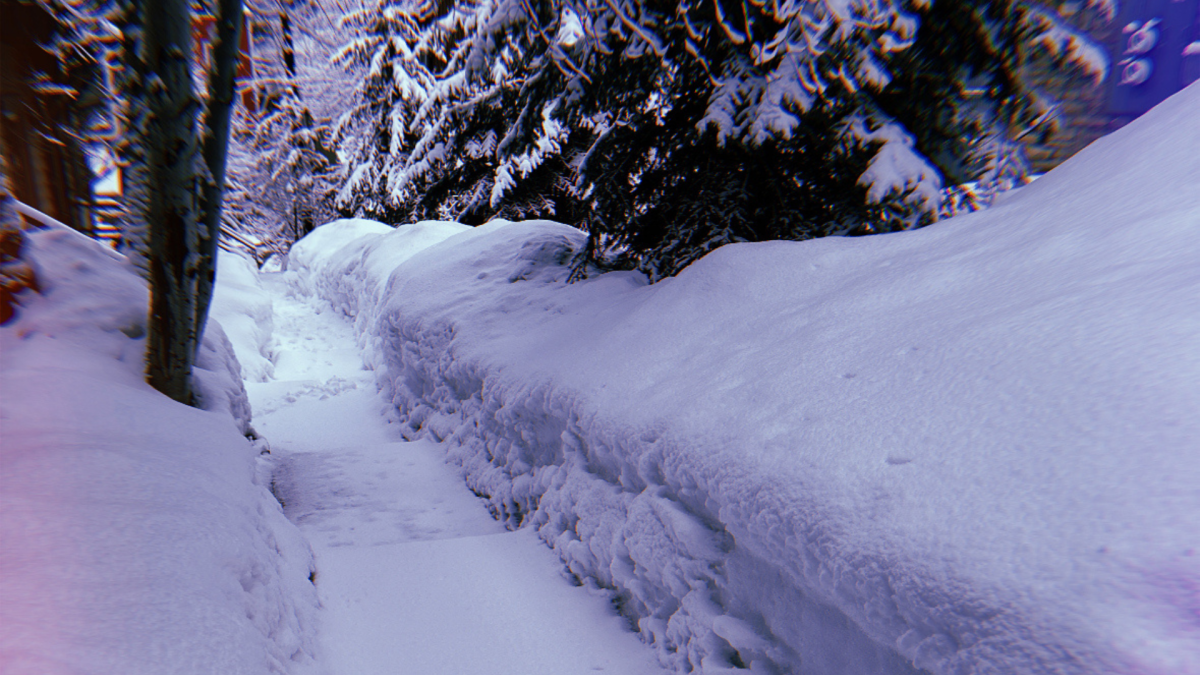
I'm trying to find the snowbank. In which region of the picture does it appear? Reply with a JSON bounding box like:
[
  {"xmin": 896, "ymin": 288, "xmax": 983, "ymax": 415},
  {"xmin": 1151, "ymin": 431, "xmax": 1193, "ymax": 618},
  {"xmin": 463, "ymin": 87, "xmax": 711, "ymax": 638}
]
[
  {"xmin": 208, "ymin": 249, "xmax": 277, "ymax": 383},
  {"xmin": 287, "ymin": 218, "xmax": 470, "ymax": 351},
  {"xmin": 193, "ymin": 316, "xmax": 256, "ymax": 436},
  {"xmin": 291, "ymin": 83, "xmax": 1200, "ymax": 674},
  {"xmin": 0, "ymin": 230, "xmax": 321, "ymax": 674}
]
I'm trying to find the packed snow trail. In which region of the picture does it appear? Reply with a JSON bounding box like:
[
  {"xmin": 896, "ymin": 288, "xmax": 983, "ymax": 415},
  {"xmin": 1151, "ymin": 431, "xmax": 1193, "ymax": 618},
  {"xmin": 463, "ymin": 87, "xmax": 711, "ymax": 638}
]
[{"xmin": 244, "ymin": 273, "xmax": 668, "ymax": 675}]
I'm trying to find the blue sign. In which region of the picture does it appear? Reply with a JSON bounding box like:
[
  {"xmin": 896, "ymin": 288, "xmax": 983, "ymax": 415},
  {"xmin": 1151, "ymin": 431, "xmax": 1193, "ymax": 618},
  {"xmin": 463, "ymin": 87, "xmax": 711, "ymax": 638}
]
[{"xmin": 1108, "ymin": 0, "xmax": 1200, "ymax": 116}]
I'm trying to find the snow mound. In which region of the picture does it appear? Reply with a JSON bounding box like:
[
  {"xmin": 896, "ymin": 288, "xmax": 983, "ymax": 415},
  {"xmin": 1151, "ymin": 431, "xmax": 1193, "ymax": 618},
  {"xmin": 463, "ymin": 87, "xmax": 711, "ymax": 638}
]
[
  {"xmin": 194, "ymin": 317, "xmax": 256, "ymax": 436},
  {"xmin": 285, "ymin": 218, "xmax": 394, "ymax": 277},
  {"xmin": 288, "ymin": 218, "xmax": 470, "ymax": 354},
  {"xmin": 0, "ymin": 230, "xmax": 321, "ymax": 674},
  {"xmin": 294, "ymin": 82, "xmax": 1200, "ymax": 674},
  {"xmin": 209, "ymin": 249, "xmax": 276, "ymax": 383}
]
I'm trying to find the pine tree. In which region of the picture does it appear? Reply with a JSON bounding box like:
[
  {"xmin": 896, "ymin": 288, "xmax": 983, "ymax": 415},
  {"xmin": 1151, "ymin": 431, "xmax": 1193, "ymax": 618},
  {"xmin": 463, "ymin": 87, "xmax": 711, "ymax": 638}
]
[
  {"xmin": 220, "ymin": 0, "xmax": 355, "ymax": 261},
  {"xmin": 255, "ymin": 3, "xmax": 340, "ymax": 242},
  {"xmin": 334, "ymin": 0, "xmax": 492, "ymax": 223},
  {"xmin": 559, "ymin": 0, "xmax": 1109, "ymax": 278},
  {"xmin": 334, "ymin": 0, "xmax": 1109, "ymax": 280}
]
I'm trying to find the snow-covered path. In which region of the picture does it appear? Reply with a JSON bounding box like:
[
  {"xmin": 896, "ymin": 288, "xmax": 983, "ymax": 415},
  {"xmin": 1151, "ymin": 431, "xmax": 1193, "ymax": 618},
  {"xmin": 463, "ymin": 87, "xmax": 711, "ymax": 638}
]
[{"xmin": 245, "ymin": 274, "xmax": 667, "ymax": 675}]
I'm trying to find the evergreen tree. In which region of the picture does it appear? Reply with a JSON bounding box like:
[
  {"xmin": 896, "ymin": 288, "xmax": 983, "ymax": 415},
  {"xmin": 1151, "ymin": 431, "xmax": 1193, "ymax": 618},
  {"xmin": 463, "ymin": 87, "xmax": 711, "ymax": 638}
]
[
  {"xmin": 222, "ymin": 0, "xmax": 358, "ymax": 258},
  {"xmin": 257, "ymin": 3, "xmax": 340, "ymax": 241},
  {"xmin": 335, "ymin": 0, "xmax": 1109, "ymax": 280},
  {"xmin": 333, "ymin": 0, "xmax": 495, "ymax": 223}
]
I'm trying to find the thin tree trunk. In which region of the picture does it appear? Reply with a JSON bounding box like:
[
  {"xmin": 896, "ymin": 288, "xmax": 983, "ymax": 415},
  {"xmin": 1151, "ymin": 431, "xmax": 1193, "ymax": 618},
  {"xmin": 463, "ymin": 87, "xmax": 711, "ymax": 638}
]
[
  {"xmin": 280, "ymin": 8, "xmax": 298, "ymax": 90},
  {"xmin": 195, "ymin": 0, "xmax": 245, "ymax": 349},
  {"xmin": 117, "ymin": 1, "xmax": 149, "ymax": 270}
]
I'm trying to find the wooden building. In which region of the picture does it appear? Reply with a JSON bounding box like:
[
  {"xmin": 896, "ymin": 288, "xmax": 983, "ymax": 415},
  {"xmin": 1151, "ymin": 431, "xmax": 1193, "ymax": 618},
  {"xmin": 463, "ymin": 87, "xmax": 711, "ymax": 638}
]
[
  {"xmin": 0, "ymin": 0, "xmax": 102, "ymax": 235},
  {"xmin": 1, "ymin": 1, "xmax": 257, "ymax": 243}
]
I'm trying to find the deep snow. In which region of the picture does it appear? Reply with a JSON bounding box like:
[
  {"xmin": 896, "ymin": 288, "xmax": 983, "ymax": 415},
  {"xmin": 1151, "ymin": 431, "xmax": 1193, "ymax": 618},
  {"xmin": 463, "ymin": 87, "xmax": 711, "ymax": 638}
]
[
  {"xmin": 288, "ymin": 82, "xmax": 1200, "ymax": 674},
  {"xmin": 2, "ymin": 76, "xmax": 1194, "ymax": 675},
  {"xmin": 244, "ymin": 266, "xmax": 669, "ymax": 675},
  {"xmin": 0, "ymin": 230, "xmax": 320, "ymax": 674},
  {"xmin": 1, "ymin": 224, "xmax": 669, "ymax": 674}
]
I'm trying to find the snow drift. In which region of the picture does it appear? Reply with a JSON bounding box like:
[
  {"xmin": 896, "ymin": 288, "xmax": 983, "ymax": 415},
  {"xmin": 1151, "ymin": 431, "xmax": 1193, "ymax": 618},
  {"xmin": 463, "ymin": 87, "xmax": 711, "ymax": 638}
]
[
  {"xmin": 208, "ymin": 249, "xmax": 277, "ymax": 384},
  {"xmin": 290, "ymin": 83, "xmax": 1200, "ymax": 674},
  {"xmin": 0, "ymin": 230, "xmax": 321, "ymax": 674}
]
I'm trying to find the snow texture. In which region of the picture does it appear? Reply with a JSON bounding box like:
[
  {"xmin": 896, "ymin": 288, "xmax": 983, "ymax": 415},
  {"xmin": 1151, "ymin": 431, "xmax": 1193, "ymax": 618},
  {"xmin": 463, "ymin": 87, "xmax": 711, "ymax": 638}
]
[
  {"xmin": 208, "ymin": 250, "xmax": 277, "ymax": 383},
  {"xmin": 0, "ymin": 229, "xmax": 321, "ymax": 674},
  {"xmin": 288, "ymin": 218, "xmax": 470, "ymax": 341},
  {"xmin": 849, "ymin": 116, "xmax": 943, "ymax": 215},
  {"xmin": 246, "ymin": 268, "xmax": 668, "ymax": 675},
  {"xmin": 193, "ymin": 317, "xmax": 256, "ymax": 437},
  {"xmin": 290, "ymin": 83, "xmax": 1200, "ymax": 674}
]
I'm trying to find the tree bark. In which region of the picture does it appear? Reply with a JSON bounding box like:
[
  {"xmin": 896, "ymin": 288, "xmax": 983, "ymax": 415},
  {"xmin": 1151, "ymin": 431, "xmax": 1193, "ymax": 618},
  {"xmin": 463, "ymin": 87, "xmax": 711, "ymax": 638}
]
[
  {"xmin": 120, "ymin": 0, "xmax": 244, "ymax": 405},
  {"xmin": 139, "ymin": 0, "xmax": 203, "ymax": 404},
  {"xmin": 195, "ymin": 0, "xmax": 244, "ymax": 351}
]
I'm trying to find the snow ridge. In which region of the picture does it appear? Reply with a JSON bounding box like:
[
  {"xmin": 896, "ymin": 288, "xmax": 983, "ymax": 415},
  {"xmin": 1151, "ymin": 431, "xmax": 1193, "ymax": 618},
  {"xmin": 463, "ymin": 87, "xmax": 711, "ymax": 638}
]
[
  {"xmin": 1, "ymin": 229, "xmax": 322, "ymax": 674},
  {"xmin": 371, "ymin": 226, "xmax": 929, "ymax": 674},
  {"xmin": 290, "ymin": 83, "xmax": 1200, "ymax": 675},
  {"xmin": 295, "ymin": 221, "xmax": 924, "ymax": 674}
]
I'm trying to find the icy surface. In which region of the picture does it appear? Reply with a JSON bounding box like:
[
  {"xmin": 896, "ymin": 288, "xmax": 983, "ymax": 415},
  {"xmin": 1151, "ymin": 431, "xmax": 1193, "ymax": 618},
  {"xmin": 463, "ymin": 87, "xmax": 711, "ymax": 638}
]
[
  {"xmin": 291, "ymin": 83, "xmax": 1200, "ymax": 673},
  {"xmin": 0, "ymin": 229, "xmax": 320, "ymax": 674},
  {"xmin": 247, "ymin": 269, "xmax": 668, "ymax": 675}
]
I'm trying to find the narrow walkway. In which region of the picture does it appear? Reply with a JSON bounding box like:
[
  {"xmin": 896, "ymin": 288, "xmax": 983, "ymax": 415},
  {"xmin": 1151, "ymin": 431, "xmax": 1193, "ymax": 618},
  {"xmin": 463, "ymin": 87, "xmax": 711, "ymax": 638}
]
[{"xmin": 246, "ymin": 274, "xmax": 667, "ymax": 675}]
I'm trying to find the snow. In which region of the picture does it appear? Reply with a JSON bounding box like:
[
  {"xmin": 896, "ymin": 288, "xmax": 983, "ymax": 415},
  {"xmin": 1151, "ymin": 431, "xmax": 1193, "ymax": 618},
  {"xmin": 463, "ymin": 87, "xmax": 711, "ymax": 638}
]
[
  {"xmin": 849, "ymin": 116, "xmax": 943, "ymax": 216},
  {"xmin": 0, "ymin": 229, "xmax": 320, "ymax": 674},
  {"xmin": 1028, "ymin": 6, "xmax": 1109, "ymax": 84},
  {"xmin": 246, "ymin": 262, "xmax": 669, "ymax": 675},
  {"xmin": 193, "ymin": 316, "xmax": 256, "ymax": 436},
  {"xmin": 207, "ymin": 249, "xmax": 276, "ymax": 383},
  {"xmin": 491, "ymin": 102, "xmax": 570, "ymax": 208},
  {"xmin": 4, "ymin": 71, "xmax": 1193, "ymax": 675},
  {"xmin": 287, "ymin": 218, "xmax": 470, "ymax": 339},
  {"xmin": 92, "ymin": 170, "xmax": 120, "ymax": 197},
  {"xmin": 289, "ymin": 81, "xmax": 1200, "ymax": 674}
]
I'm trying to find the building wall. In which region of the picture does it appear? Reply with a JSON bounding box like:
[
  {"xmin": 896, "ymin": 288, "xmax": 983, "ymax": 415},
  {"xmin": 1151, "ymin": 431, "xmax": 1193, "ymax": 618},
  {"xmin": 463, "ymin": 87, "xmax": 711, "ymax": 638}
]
[{"xmin": 0, "ymin": 1, "xmax": 97, "ymax": 234}]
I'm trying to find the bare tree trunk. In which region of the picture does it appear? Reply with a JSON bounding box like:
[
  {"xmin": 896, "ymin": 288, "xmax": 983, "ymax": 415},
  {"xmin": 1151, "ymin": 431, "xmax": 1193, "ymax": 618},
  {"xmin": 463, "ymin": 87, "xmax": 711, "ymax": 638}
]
[
  {"xmin": 195, "ymin": 0, "xmax": 245, "ymax": 350},
  {"xmin": 119, "ymin": 0, "xmax": 244, "ymax": 405},
  {"xmin": 136, "ymin": 0, "xmax": 203, "ymax": 404}
]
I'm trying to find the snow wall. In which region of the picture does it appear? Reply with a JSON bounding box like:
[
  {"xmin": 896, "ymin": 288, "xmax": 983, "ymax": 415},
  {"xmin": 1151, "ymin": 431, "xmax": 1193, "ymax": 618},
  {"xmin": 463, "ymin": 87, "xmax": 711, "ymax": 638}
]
[
  {"xmin": 289, "ymin": 83, "xmax": 1200, "ymax": 675},
  {"xmin": 0, "ymin": 231, "xmax": 321, "ymax": 674},
  {"xmin": 209, "ymin": 249, "xmax": 278, "ymax": 384}
]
